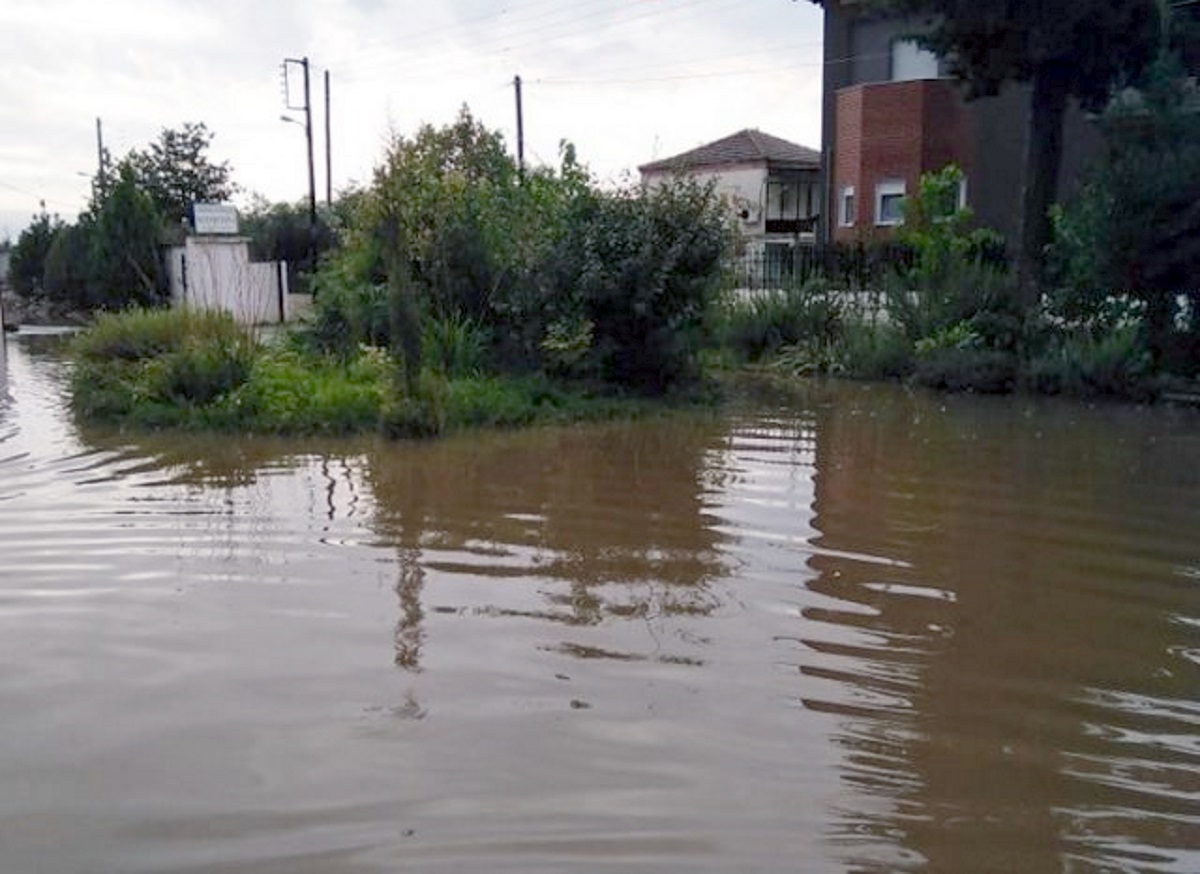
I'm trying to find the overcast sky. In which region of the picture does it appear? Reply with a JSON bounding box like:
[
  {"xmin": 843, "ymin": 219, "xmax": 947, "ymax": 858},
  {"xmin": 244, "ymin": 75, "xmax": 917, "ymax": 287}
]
[{"xmin": 0, "ymin": 0, "xmax": 825, "ymax": 239}]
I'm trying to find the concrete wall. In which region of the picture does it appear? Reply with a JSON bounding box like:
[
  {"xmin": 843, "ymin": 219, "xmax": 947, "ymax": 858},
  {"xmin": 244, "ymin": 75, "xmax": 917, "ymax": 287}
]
[
  {"xmin": 644, "ymin": 163, "xmax": 767, "ymax": 229},
  {"xmin": 168, "ymin": 237, "xmax": 288, "ymax": 325},
  {"xmin": 644, "ymin": 163, "xmax": 820, "ymax": 252}
]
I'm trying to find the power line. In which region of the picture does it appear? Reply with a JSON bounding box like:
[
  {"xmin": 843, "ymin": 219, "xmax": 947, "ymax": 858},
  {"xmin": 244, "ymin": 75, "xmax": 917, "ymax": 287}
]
[
  {"xmin": 544, "ymin": 37, "xmax": 822, "ymax": 80},
  {"xmin": 340, "ymin": 0, "xmax": 741, "ymax": 85},
  {"xmin": 335, "ymin": 0, "xmax": 616, "ymax": 79},
  {"xmin": 536, "ymin": 62, "xmax": 815, "ymax": 87}
]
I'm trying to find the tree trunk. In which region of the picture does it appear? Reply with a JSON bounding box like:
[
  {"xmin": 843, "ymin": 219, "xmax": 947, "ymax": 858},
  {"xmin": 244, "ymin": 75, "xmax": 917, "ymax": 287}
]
[{"xmin": 1016, "ymin": 64, "xmax": 1070, "ymax": 311}]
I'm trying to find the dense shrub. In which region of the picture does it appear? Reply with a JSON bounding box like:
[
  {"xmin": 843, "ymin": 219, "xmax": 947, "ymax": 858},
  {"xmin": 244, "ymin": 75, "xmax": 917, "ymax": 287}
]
[
  {"xmin": 721, "ymin": 282, "xmax": 843, "ymax": 362},
  {"xmin": 322, "ymin": 109, "xmax": 732, "ymax": 395},
  {"xmin": 1047, "ymin": 53, "xmax": 1200, "ymax": 374},
  {"xmin": 1025, "ymin": 325, "xmax": 1153, "ymax": 398},
  {"xmin": 70, "ymin": 308, "xmax": 256, "ymax": 421},
  {"xmin": 423, "ymin": 313, "xmax": 486, "ymax": 378},
  {"xmin": 562, "ymin": 177, "xmax": 731, "ymax": 392},
  {"xmin": 841, "ymin": 321, "xmax": 914, "ymax": 381},
  {"xmin": 913, "ymin": 348, "xmax": 1017, "ymax": 393},
  {"xmin": 9, "ymin": 208, "xmax": 62, "ymax": 297}
]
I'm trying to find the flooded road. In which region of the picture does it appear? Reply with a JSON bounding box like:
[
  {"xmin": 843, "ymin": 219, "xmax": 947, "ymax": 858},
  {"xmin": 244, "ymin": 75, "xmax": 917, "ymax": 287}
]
[{"xmin": 1, "ymin": 332, "xmax": 1197, "ymax": 873}]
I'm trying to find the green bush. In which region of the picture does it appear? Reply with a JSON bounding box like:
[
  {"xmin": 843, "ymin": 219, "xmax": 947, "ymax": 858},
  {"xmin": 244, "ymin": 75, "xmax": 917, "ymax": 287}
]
[
  {"xmin": 379, "ymin": 372, "xmax": 449, "ymax": 438},
  {"xmin": 1025, "ymin": 324, "xmax": 1153, "ymax": 397},
  {"xmin": 1046, "ymin": 54, "xmax": 1200, "ymax": 372},
  {"xmin": 770, "ymin": 339, "xmax": 846, "ymax": 377},
  {"xmin": 443, "ymin": 376, "xmax": 540, "ymax": 428},
  {"xmin": 301, "ymin": 262, "xmax": 391, "ymax": 358},
  {"xmin": 232, "ymin": 347, "xmax": 387, "ymax": 434},
  {"xmin": 885, "ymin": 165, "xmax": 1015, "ymax": 348},
  {"xmin": 563, "ymin": 176, "xmax": 732, "ymax": 392},
  {"xmin": 721, "ymin": 282, "xmax": 843, "ymax": 362},
  {"xmin": 70, "ymin": 307, "xmax": 258, "ymax": 423},
  {"xmin": 423, "ymin": 313, "xmax": 486, "ymax": 378},
  {"xmin": 914, "ymin": 348, "xmax": 1017, "ymax": 393},
  {"xmin": 841, "ymin": 320, "xmax": 914, "ymax": 381},
  {"xmin": 71, "ymin": 306, "xmax": 250, "ymax": 362}
]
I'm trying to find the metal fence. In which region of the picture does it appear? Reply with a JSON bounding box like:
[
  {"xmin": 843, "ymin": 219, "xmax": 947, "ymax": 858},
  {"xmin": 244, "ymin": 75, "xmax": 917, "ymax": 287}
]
[{"xmin": 730, "ymin": 243, "xmax": 917, "ymax": 292}]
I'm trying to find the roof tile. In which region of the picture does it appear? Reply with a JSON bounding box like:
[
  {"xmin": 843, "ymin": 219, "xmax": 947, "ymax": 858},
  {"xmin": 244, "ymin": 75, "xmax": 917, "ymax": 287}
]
[{"xmin": 639, "ymin": 128, "xmax": 820, "ymax": 173}]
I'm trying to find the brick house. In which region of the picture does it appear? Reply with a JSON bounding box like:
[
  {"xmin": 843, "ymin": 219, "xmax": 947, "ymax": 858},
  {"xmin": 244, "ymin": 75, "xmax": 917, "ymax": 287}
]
[
  {"xmin": 640, "ymin": 129, "xmax": 821, "ymax": 285},
  {"xmin": 819, "ymin": 0, "xmax": 1100, "ymax": 246}
]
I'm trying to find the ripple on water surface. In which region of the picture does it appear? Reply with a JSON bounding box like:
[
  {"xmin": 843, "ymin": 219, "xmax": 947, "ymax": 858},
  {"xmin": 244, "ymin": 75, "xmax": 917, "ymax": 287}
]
[{"xmin": 1, "ymin": 338, "xmax": 1198, "ymax": 873}]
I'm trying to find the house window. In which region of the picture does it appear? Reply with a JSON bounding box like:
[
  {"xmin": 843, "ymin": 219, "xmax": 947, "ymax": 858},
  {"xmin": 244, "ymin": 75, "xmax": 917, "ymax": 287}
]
[
  {"xmin": 838, "ymin": 186, "xmax": 855, "ymax": 227},
  {"xmin": 891, "ymin": 38, "xmax": 939, "ymax": 82},
  {"xmin": 875, "ymin": 179, "xmax": 906, "ymax": 226}
]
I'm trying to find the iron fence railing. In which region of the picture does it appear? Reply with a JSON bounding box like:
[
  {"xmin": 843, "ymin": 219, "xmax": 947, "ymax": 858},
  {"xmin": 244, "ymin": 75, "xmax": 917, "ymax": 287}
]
[{"xmin": 729, "ymin": 243, "xmax": 917, "ymax": 292}]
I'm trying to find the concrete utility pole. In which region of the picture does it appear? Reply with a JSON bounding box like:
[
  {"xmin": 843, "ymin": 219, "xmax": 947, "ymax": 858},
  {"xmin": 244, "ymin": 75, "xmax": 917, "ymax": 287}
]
[
  {"xmin": 514, "ymin": 74, "xmax": 525, "ymax": 183},
  {"xmin": 324, "ymin": 69, "xmax": 332, "ymax": 208},
  {"xmin": 95, "ymin": 117, "xmax": 108, "ymax": 198},
  {"xmin": 283, "ymin": 56, "xmax": 318, "ymax": 268}
]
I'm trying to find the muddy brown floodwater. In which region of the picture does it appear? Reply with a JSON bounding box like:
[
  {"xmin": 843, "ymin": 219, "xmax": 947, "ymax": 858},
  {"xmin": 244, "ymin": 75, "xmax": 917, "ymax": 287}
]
[{"xmin": 1, "ymin": 332, "xmax": 1198, "ymax": 873}]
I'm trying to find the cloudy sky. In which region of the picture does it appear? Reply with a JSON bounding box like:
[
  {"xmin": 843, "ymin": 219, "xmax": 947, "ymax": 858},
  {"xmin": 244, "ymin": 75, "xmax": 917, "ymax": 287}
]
[{"xmin": 0, "ymin": 0, "xmax": 825, "ymax": 239}]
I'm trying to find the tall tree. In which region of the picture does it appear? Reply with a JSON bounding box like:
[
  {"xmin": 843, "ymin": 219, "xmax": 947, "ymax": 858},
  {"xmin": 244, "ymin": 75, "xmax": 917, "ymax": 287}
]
[
  {"xmin": 126, "ymin": 122, "xmax": 236, "ymax": 224},
  {"xmin": 809, "ymin": 0, "xmax": 1160, "ymax": 305},
  {"xmin": 9, "ymin": 205, "xmax": 63, "ymax": 296},
  {"xmin": 87, "ymin": 163, "xmax": 166, "ymax": 308}
]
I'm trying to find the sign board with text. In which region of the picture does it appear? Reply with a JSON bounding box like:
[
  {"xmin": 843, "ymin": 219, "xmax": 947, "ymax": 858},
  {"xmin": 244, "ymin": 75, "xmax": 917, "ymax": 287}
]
[{"xmin": 192, "ymin": 203, "xmax": 239, "ymax": 235}]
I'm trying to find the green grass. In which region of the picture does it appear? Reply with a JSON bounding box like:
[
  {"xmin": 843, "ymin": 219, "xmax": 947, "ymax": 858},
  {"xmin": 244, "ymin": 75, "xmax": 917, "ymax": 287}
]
[{"xmin": 68, "ymin": 307, "xmax": 673, "ymax": 437}]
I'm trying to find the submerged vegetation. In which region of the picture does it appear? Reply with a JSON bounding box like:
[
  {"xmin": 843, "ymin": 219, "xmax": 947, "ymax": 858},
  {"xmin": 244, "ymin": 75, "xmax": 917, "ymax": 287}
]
[{"xmin": 68, "ymin": 307, "xmax": 677, "ymax": 436}]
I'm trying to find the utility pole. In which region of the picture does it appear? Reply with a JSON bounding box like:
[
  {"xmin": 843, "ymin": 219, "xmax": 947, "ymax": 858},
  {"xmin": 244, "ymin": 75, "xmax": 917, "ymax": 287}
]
[
  {"xmin": 95, "ymin": 117, "xmax": 108, "ymax": 198},
  {"xmin": 283, "ymin": 56, "xmax": 318, "ymax": 269},
  {"xmin": 513, "ymin": 74, "xmax": 525, "ymax": 183},
  {"xmin": 324, "ymin": 69, "xmax": 332, "ymax": 208}
]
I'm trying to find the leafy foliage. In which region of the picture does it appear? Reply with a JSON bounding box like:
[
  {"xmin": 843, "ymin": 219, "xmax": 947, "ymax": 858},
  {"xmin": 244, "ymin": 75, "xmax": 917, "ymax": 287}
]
[
  {"xmin": 69, "ymin": 308, "xmax": 256, "ymax": 420},
  {"xmin": 318, "ymin": 107, "xmax": 732, "ymax": 394},
  {"xmin": 889, "ymin": 165, "xmax": 1016, "ymax": 346},
  {"xmin": 722, "ymin": 282, "xmax": 843, "ymax": 362},
  {"xmin": 1047, "ymin": 51, "xmax": 1200, "ymax": 372},
  {"xmin": 9, "ymin": 206, "xmax": 62, "ymax": 296},
  {"xmin": 241, "ymin": 195, "xmax": 339, "ymax": 288},
  {"xmin": 876, "ymin": 0, "xmax": 1160, "ymax": 109},
  {"xmin": 14, "ymin": 122, "xmax": 236, "ymax": 313},
  {"xmin": 86, "ymin": 164, "xmax": 166, "ymax": 308},
  {"xmin": 125, "ymin": 122, "xmax": 236, "ymax": 223}
]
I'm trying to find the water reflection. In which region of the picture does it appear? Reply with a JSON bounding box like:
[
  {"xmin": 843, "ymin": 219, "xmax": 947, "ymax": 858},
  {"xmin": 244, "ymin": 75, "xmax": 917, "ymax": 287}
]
[
  {"xmin": 3, "ymin": 330, "xmax": 1199, "ymax": 873},
  {"xmin": 364, "ymin": 419, "xmax": 732, "ymax": 672},
  {"xmin": 805, "ymin": 386, "xmax": 1200, "ymax": 872}
]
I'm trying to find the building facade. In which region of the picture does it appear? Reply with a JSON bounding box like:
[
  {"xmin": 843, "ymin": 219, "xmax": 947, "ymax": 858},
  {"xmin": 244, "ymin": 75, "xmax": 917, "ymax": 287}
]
[
  {"xmin": 819, "ymin": 0, "xmax": 1100, "ymax": 246},
  {"xmin": 640, "ymin": 129, "xmax": 821, "ymax": 286}
]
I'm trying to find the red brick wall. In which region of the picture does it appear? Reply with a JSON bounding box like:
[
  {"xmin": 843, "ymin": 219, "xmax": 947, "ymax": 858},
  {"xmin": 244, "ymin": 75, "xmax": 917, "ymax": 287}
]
[
  {"xmin": 833, "ymin": 79, "xmax": 973, "ymax": 243},
  {"xmin": 833, "ymin": 86, "xmax": 863, "ymax": 234}
]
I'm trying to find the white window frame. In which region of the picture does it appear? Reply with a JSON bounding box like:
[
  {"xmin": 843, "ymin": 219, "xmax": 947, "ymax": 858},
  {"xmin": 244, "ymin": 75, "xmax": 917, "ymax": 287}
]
[
  {"xmin": 875, "ymin": 179, "xmax": 906, "ymax": 227},
  {"xmin": 838, "ymin": 185, "xmax": 856, "ymax": 227}
]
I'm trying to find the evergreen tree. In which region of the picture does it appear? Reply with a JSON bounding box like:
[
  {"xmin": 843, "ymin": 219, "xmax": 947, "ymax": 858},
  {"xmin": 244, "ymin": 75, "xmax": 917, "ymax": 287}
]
[
  {"xmin": 87, "ymin": 164, "xmax": 166, "ymax": 308},
  {"xmin": 9, "ymin": 205, "xmax": 63, "ymax": 296},
  {"xmin": 126, "ymin": 122, "xmax": 236, "ymax": 224}
]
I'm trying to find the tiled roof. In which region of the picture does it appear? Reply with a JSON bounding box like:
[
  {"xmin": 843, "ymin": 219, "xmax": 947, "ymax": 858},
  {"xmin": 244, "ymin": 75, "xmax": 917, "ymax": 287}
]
[{"xmin": 639, "ymin": 129, "xmax": 820, "ymax": 174}]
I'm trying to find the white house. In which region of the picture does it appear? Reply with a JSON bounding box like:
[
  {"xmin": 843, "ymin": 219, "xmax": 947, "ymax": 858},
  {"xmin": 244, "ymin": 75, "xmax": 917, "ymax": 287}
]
[{"xmin": 639, "ymin": 129, "xmax": 821, "ymax": 288}]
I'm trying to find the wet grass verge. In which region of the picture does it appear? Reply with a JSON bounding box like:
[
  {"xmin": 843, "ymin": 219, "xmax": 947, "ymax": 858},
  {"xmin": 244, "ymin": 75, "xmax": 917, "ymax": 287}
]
[{"xmin": 67, "ymin": 308, "xmax": 694, "ymax": 437}]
